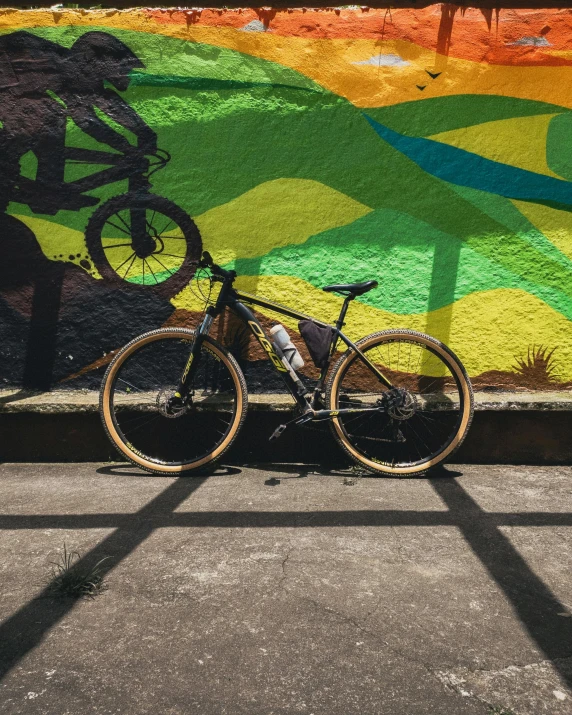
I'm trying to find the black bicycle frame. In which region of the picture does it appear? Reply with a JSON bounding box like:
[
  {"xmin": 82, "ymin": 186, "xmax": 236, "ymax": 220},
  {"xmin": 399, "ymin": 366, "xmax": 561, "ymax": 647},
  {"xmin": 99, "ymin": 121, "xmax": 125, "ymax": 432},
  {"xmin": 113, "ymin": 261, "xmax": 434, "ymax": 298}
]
[{"xmin": 174, "ymin": 276, "xmax": 395, "ymax": 420}]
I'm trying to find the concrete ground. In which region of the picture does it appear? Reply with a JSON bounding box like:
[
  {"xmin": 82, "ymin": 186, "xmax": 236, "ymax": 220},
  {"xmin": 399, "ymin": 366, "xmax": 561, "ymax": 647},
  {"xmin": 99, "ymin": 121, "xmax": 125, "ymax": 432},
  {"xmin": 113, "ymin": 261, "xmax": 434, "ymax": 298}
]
[{"xmin": 0, "ymin": 464, "xmax": 571, "ymax": 715}]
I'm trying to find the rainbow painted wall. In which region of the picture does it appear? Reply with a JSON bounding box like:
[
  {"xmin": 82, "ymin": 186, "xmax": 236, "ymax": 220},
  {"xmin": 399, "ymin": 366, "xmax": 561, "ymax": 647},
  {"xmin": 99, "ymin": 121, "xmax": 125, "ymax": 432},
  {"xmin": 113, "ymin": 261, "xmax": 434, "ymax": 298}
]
[{"xmin": 2, "ymin": 5, "xmax": 572, "ymax": 392}]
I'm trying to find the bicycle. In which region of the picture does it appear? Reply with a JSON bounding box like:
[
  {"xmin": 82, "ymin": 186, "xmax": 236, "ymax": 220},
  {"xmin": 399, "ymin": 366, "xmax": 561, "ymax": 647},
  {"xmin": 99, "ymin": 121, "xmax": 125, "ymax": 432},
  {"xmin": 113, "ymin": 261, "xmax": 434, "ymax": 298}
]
[
  {"xmin": 100, "ymin": 251, "xmax": 474, "ymax": 476},
  {"xmin": 11, "ymin": 144, "xmax": 202, "ymax": 297}
]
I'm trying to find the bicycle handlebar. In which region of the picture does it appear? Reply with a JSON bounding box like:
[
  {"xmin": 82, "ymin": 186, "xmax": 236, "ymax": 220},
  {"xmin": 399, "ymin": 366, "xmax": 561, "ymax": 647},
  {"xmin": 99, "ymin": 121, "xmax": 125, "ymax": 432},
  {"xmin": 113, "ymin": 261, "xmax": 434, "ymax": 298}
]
[{"xmin": 199, "ymin": 250, "xmax": 236, "ymax": 281}]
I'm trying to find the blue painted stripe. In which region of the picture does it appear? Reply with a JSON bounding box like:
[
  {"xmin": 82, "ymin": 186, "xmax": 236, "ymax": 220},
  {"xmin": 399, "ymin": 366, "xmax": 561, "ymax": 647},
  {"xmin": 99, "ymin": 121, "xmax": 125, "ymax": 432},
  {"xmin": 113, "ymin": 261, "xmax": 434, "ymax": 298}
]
[{"xmin": 365, "ymin": 114, "xmax": 572, "ymax": 207}]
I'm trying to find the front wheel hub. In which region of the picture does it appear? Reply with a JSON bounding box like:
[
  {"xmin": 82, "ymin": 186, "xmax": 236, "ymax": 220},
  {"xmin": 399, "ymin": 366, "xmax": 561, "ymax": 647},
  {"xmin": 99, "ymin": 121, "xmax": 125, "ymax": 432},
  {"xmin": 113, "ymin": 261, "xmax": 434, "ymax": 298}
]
[
  {"xmin": 156, "ymin": 388, "xmax": 190, "ymax": 418},
  {"xmin": 134, "ymin": 234, "xmax": 158, "ymax": 259}
]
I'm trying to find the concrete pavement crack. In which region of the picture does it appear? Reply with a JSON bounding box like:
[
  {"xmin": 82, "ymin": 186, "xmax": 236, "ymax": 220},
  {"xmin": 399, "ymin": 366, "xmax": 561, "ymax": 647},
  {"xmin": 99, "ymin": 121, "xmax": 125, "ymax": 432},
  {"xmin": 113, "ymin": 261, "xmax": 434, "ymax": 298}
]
[
  {"xmin": 288, "ymin": 592, "xmax": 570, "ymax": 711},
  {"xmin": 278, "ymin": 547, "xmax": 294, "ymax": 591},
  {"xmin": 294, "ymin": 593, "xmax": 447, "ymax": 682},
  {"xmin": 433, "ymin": 671, "xmax": 504, "ymax": 712}
]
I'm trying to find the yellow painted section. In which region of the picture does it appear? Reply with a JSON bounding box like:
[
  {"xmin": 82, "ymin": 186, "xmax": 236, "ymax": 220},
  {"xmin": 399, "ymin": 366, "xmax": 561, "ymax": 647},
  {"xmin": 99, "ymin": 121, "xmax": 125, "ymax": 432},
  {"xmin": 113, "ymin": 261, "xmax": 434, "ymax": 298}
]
[
  {"xmin": 430, "ymin": 115, "xmax": 562, "ymax": 178},
  {"xmin": 171, "ymin": 279, "xmax": 223, "ymax": 313},
  {"xmin": 194, "ymin": 179, "xmax": 371, "ymax": 265},
  {"xmin": 14, "ymin": 178, "xmax": 371, "ymax": 284},
  {"xmin": 4, "ymin": 10, "xmax": 572, "ymax": 109},
  {"xmin": 14, "ymin": 214, "xmax": 102, "ymax": 278},
  {"xmin": 512, "ymin": 200, "xmax": 572, "ymax": 261},
  {"xmin": 172, "ymin": 274, "xmax": 572, "ymax": 379}
]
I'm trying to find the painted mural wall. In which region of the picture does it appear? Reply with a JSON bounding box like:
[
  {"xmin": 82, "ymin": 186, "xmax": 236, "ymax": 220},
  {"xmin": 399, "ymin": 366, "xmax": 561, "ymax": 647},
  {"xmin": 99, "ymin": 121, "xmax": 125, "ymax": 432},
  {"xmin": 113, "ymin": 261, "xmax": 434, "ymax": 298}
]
[{"xmin": 2, "ymin": 5, "xmax": 572, "ymax": 392}]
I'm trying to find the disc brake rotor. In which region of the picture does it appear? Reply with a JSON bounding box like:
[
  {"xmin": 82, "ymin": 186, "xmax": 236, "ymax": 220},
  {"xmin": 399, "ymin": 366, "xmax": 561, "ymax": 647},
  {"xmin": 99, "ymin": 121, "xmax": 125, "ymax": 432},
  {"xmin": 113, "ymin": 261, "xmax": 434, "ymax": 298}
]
[
  {"xmin": 156, "ymin": 387, "xmax": 190, "ymax": 418},
  {"xmin": 380, "ymin": 388, "xmax": 418, "ymax": 421}
]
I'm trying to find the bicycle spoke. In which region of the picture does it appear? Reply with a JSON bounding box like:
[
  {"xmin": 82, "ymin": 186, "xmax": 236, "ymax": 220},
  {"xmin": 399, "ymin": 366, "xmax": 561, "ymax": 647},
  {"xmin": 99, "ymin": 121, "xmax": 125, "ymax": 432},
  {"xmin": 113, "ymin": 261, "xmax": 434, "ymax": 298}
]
[
  {"xmin": 122, "ymin": 253, "xmax": 138, "ymax": 279},
  {"xmin": 116, "ymin": 211, "xmax": 132, "ymax": 234},
  {"xmin": 159, "ymin": 217, "xmax": 175, "ymax": 235},
  {"xmin": 105, "ymin": 219, "xmax": 131, "ymax": 236},
  {"xmin": 331, "ymin": 335, "xmax": 468, "ymax": 470},
  {"xmin": 150, "ymin": 254, "xmax": 174, "ymax": 276},
  {"xmin": 114, "ymin": 251, "xmax": 137, "ymax": 274},
  {"xmin": 104, "ymin": 243, "xmax": 134, "ymax": 250},
  {"xmin": 144, "ymin": 258, "xmax": 160, "ymax": 285}
]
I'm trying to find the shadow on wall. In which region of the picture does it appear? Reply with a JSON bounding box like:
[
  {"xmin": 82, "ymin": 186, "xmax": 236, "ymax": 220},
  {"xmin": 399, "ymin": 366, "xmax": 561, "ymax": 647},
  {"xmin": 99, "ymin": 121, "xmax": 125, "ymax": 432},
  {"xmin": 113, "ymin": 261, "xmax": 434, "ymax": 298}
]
[
  {"xmin": 0, "ymin": 30, "xmax": 194, "ymax": 390},
  {"xmin": 0, "ymin": 226, "xmax": 175, "ymax": 390}
]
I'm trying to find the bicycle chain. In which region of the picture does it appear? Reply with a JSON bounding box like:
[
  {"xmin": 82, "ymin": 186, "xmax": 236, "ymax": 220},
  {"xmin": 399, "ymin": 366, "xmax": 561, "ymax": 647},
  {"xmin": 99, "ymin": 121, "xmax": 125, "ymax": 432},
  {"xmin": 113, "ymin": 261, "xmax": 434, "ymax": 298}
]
[{"xmin": 296, "ymin": 404, "xmax": 404, "ymax": 444}]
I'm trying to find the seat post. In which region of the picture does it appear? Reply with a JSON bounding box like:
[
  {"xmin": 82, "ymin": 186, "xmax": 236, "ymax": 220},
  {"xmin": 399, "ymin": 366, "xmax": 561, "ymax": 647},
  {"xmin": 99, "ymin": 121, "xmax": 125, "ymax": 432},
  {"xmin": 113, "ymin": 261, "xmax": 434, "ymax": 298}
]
[{"xmin": 335, "ymin": 294, "xmax": 353, "ymax": 331}]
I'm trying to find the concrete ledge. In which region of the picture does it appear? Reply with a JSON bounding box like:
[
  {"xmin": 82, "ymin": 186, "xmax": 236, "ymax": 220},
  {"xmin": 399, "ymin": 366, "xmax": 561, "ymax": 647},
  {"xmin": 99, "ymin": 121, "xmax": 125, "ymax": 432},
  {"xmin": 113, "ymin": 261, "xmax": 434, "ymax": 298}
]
[
  {"xmin": 2, "ymin": 389, "xmax": 572, "ymax": 413},
  {"xmin": 1, "ymin": 390, "xmax": 572, "ymax": 465}
]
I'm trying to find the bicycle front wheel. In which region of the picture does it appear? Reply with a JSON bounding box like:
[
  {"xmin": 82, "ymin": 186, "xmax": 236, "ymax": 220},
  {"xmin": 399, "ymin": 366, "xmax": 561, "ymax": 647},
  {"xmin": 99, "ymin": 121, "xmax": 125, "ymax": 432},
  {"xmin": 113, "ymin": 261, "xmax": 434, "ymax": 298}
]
[
  {"xmin": 326, "ymin": 330, "xmax": 473, "ymax": 476},
  {"xmin": 100, "ymin": 328, "xmax": 248, "ymax": 474}
]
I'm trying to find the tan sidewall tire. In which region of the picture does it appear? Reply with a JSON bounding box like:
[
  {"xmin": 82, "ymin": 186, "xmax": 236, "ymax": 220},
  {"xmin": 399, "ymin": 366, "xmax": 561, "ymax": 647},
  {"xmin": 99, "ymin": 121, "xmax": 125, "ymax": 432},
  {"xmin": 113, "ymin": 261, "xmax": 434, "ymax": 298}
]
[
  {"xmin": 326, "ymin": 330, "xmax": 473, "ymax": 476},
  {"xmin": 100, "ymin": 328, "xmax": 247, "ymax": 474}
]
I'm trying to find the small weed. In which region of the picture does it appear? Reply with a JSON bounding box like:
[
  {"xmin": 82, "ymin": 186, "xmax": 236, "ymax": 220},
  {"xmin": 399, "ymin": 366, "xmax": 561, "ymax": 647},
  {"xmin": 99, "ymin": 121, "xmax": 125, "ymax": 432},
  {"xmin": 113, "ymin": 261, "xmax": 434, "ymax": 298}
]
[
  {"xmin": 489, "ymin": 707, "xmax": 516, "ymax": 715},
  {"xmin": 342, "ymin": 465, "xmax": 368, "ymax": 485},
  {"xmin": 47, "ymin": 544, "xmax": 109, "ymax": 599}
]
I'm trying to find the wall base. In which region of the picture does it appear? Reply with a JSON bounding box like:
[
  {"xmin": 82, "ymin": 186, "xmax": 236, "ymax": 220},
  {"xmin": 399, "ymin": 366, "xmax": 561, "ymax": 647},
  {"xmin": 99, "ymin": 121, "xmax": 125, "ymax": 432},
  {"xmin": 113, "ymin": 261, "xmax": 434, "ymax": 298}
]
[{"xmin": 1, "ymin": 410, "xmax": 571, "ymax": 466}]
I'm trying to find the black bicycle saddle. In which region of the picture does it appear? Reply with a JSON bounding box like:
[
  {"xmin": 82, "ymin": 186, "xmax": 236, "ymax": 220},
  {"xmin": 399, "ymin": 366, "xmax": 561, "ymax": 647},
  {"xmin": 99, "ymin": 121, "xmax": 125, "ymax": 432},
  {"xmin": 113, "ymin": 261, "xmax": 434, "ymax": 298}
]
[{"xmin": 322, "ymin": 280, "xmax": 378, "ymax": 296}]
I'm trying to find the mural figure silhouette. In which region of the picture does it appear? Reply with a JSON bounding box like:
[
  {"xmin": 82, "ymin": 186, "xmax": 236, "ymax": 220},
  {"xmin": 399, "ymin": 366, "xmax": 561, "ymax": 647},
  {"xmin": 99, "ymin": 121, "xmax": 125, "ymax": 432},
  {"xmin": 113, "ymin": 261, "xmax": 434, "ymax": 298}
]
[
  {"xmin": 0, "ymin": 31, "xmax": 202, "ymax": 389},
  {"xmin": 0, "ymin": 31, "xmax": 153, "ymax": 214},
  {"xmin": 0, "ymin": 30, "xmax": 201, "ymax": 296}
]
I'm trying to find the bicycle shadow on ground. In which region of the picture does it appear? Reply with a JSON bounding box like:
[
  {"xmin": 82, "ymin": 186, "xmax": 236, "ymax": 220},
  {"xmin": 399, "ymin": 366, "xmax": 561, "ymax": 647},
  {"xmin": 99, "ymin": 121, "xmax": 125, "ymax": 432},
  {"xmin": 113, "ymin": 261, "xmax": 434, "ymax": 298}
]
[
  {"xmin": 96, "ymin": 464, "xmax": 242, "ymax": 479},
  {"xmin": 96, "ymin": 462, "xmax": 464, "ymax": 482}
]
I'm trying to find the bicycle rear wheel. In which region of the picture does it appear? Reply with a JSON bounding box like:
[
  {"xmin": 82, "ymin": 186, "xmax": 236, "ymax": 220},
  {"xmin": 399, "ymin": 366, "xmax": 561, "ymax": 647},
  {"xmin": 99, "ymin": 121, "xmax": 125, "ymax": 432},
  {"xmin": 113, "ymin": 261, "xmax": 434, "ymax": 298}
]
[
  {"xmin": 326, "ymin": 330, "xmax": 473, "ymax": 476},
  {"xmin": 100, "ymin": 328, "xmax": 247, "ymax": 474}
]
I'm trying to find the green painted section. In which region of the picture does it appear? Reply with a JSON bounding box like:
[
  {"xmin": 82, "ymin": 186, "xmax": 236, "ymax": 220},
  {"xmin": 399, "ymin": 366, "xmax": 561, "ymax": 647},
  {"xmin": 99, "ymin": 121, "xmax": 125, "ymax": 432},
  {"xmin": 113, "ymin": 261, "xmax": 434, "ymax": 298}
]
[
  {"xmin": 547, "ymin": 113, "xmax": 572, "ymax": 181},
  {"xmin": 230, "ymin": 208, "xmax": 572, "ymax": 320}
]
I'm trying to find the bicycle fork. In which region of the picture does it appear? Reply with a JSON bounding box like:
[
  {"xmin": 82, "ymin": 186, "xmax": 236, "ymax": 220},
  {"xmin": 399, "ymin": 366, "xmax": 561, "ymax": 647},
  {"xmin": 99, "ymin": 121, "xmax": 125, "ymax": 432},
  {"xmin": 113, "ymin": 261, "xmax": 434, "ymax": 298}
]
[{"xmin": 168, "ymin": 311, "xmax": 215, "ymax": 411}]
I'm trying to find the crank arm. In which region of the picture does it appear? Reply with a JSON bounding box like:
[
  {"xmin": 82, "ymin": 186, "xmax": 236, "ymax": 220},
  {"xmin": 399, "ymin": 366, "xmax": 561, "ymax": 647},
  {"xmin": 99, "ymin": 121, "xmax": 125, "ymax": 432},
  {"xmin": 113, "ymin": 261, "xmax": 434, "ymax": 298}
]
[{"xmin": 269, "ymin": 407, "xmax": 315, "ymax": 441}]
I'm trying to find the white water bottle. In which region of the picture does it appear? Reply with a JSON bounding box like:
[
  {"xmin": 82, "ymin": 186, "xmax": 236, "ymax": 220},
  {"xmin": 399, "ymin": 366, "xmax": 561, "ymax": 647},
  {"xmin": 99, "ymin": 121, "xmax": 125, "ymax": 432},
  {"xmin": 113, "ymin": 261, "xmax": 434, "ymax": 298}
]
[{"xmin": 270, "ymin": 324, "xmax": 305, "ymax": 370}]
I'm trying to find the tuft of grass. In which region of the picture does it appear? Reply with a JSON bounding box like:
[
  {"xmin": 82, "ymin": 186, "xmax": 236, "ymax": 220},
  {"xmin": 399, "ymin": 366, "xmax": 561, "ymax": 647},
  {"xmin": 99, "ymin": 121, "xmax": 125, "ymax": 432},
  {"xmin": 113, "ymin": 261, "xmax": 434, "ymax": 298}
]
[
  {"xmin": 489, "ymin": 707, "xmax": 516, "ymax": 715},
  {"xmin": 47, "ymin": 544, "xmax": 109, "ymax": 599},
  {"xmin": 342, "ymin": 464, "xmax": 368, "ymax": 485}
]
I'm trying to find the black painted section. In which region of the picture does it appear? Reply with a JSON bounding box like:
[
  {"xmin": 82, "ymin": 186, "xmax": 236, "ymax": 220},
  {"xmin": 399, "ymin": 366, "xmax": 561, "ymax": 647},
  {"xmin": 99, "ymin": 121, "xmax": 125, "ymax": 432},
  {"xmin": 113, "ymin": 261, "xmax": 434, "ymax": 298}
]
[
  {"xmin": 1, "ymin": 264, "xmax": 175, "ymax": 390},
  {"xmin": 1, "ymin": 410, "xmax": 571, "ymax": 465}
]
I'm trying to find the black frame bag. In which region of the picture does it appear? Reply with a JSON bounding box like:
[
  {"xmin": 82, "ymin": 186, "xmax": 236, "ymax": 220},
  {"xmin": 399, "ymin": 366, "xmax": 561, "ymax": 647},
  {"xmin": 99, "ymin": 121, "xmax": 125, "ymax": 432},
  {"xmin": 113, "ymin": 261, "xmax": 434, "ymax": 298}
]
[{"xmin": 298, "ymin": 320, "xmax": 334, "ymax": 369}]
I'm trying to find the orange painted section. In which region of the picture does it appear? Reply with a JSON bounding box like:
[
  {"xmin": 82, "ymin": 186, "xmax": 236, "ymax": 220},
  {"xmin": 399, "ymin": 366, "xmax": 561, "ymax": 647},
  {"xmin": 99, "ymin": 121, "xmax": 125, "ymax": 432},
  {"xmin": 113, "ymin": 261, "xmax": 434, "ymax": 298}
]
[{"xmin": 146, "ymin": 6, "xmax": 572, "ymax": 67}]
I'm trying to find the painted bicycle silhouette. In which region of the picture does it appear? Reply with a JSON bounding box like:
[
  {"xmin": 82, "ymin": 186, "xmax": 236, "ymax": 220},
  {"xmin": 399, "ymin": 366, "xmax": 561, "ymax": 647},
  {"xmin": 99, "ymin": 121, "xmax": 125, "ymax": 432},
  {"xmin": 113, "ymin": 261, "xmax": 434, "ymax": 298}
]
[
  {"xmin": 68, "ymin": 144, "xmax": 201, "ymax": 297},
  {"xmin": 7, "ymin": 144, "xmax": 202, "ymax": 297}
]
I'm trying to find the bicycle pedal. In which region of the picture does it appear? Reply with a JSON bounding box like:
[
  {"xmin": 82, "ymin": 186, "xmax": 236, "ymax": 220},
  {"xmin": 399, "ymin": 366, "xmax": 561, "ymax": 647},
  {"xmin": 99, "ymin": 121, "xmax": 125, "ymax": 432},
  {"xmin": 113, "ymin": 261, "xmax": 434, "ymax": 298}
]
[{"xmin": 269, "ymin": 424, "xmax": 288, "ymax": 441}]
